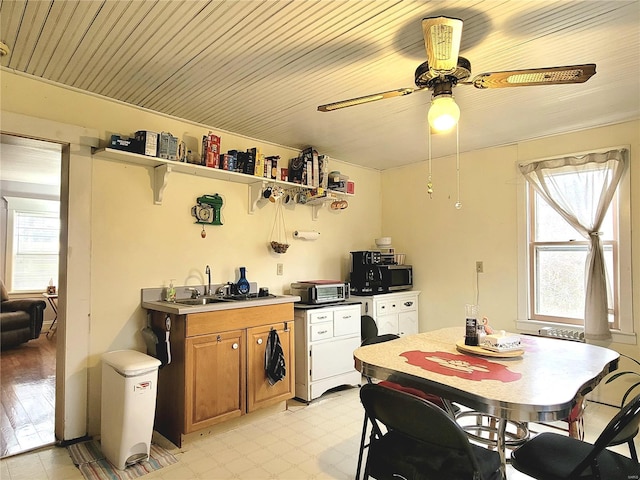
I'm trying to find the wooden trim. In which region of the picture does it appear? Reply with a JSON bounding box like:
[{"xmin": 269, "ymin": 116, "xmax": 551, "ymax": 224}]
[
  {"xmin": 151, "ymin": 312, "xmax": 185, "ymax": 447},
  {"xmin": 186, "ymin": 303, "xmax": 294, "ymax": 337}
]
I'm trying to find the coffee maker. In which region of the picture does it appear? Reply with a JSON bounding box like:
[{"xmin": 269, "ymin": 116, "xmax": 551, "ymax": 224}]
[{"xmin": 349, "ymin": 251, "xmax": 385, "ymax": 295}]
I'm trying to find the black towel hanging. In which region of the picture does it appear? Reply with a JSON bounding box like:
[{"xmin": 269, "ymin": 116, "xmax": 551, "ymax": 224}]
[{"xmin": 265, "ymin": 328, "xmax": 286, "ymax": 385}]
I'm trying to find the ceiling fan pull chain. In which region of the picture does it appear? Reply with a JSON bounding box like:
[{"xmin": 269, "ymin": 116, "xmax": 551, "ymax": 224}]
[
  {"xmin": 455, "ymin": 124, "xmax": 462, "ymax": 210},
  {"xmin": 427, "ymin": 127, "xmax": 433, "ymax": 198}
]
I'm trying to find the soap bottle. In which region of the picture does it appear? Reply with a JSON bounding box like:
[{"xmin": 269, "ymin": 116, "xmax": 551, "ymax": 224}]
[
  {"xmin": 166, "ymin": 279, "xmax": 177, "ymax": 302},
  {"xmin": 236, "ymin": 267, "xmax": 250, "ymax": 295}
]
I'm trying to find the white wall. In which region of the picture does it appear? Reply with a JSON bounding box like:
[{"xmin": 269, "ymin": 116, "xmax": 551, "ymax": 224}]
[
  {"xmin": 381, "ymin": 120, "xmax": 640, "ymax": 403},
  {"xmin": 2, "ymin": 70, "xmax": 382, "ymax": 436},
  {"xmin": 3, "ymin": 68, "xmax": 638, "ymax": 433},
  {"xmin": 382, "ymin": 143, "xmax": 522, "ymax": 331}
]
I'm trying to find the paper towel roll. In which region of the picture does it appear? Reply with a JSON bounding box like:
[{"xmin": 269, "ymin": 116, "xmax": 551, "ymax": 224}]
[{"xmin": 293, "ymin": 230, "xmax": 320, "ymax": 240}]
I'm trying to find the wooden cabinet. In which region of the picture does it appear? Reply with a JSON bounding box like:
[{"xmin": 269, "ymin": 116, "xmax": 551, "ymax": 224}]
[
  {"xmin": 294, "ymin": 302, "xmax": 362, "ymax": 402},
  {"xmin": 358, "ymin": 291, "xmax": 420, "ymax": 336},
  {"xmin": 151, "ymin": 302, "xmax": 295, "ymax": 446},
  {"xmin": 247, "ymin": 323, "xmax": 294, "ymax": 412},
  {"xmin": 185, "ymin": 329, "xmax": 245, "ymax": 432}
]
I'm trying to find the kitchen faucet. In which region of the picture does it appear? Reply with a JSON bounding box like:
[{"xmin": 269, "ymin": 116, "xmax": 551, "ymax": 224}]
[{"xmin": 205, "ymin": 265, "xmax": 212, "ymax": 296}]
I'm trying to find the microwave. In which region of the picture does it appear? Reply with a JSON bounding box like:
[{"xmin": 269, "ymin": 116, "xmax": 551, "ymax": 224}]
[
  {"xmin": 290, "ymin": 281, "xmax": 349, "ymax": 304},
  {"xmin": 381, "ymin": 264, "xmax": 413, "ymax": 291},
  {"xmin": 350, "ymin": 265, "xmax": 412, "ymax": 295}
]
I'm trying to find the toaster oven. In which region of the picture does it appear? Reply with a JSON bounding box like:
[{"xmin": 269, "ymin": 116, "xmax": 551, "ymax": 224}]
[{"xmin": 290, "ymin": 281, "xmax": 349, "ymax": 304}]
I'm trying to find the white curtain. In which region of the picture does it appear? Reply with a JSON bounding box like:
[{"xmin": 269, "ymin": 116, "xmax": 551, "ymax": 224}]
[{"xmin": 519, "ymin": 149, "xmax": 627, "ymax": 340}]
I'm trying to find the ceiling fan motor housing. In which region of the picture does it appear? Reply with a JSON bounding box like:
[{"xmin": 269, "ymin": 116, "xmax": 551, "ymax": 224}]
[{"xmin": 414, "ymin": 57, "xmax": 472, "ymax": 90}]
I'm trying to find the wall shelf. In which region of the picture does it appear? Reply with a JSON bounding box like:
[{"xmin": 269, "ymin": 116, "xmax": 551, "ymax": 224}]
[{"xmin": 92, "ymin": 147, "xmax": 352, "ymax": 218}]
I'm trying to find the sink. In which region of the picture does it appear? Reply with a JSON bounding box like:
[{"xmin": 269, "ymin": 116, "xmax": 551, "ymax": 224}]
[
  {"xmin": 173, "ymin": 297, "xmax": 232, "ymax": 306},
  {"xmin": 222, "ymin": 294, "xmax": 277, "ymax": 301},
  {"xmin": 168, "ymin": 294, "xmax": 278, "ymax": 307}
]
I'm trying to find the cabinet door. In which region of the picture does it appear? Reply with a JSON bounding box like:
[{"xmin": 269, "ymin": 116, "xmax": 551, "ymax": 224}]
[
  {"xmin": 247, "ymin": 322, "xmax": 295, "ymax": 412},
  {"xmin": 185, "ymin": 330, "xmax": 245, "ymax": 432},
  {"xmin": 377, "ymin": 315, "xmax": 399, "ymax": 336},
  {"xmin": 310, "ymin": 336, "xmax": 361, "ymax": 381},
  {"xmin": 398, "ymin": 311, "xmax": 418, "ymax": 336}
]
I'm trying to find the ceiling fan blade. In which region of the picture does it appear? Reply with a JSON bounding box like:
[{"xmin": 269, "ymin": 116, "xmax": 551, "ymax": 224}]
[
  {"xmin": 421, "ymin": 16, "xmax": 463, "ymax": 75},
  {"xmin": 317, "ymin": 88, "xmax": 419, "ymax": 112},
  {"xmin": 470, "ymin": 64, "xmax": 596, "ymax": 89}
]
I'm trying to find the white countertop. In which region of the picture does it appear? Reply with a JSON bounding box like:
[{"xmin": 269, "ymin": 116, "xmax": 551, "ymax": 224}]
[{"xmin": 142, "ymin": 295, "xmax": 301, "ymax": 315}]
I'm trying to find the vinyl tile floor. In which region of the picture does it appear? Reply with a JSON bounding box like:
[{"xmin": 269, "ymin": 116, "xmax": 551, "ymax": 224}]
[{"xmin": 0, "ymin": 385, "xmax": 637, "ymax": 480}]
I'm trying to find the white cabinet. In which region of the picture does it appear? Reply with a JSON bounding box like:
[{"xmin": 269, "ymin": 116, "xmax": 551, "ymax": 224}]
[
  {"xmin": 294, "ymin": 303, "xmax": 362, "ymax": 402},
  {"xmin": 358, "ymin": 291, "xmax": 420, "ymax": 337}
]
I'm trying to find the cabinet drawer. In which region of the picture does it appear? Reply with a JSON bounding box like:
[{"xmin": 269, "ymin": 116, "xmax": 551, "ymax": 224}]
[
  {"xmin": 397, "ymin": 296, "xmax": 417, "ymax": 312},
  {"xmin": 310, "ymin": 322, "xmax": 333, "ymax": 341},
  {"xmin": 309, "ymin": 310, "xmax": 334, "ymax": 324},
  {"xmin": 376, "ymin": 299, "xmax": 398, "ymax": 316},
  {"xmin": 376, "ymin": 297, "xmax": 417, "ymax": 316},
  {"xmin": 333, "ymin": 306, "xmax": 360, "ymax": 337}
]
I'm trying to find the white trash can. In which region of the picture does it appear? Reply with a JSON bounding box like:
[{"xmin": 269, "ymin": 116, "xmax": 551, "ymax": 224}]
[{"xmin": 101, "ymin": 350, "xmax": 161, "ymax": 470}]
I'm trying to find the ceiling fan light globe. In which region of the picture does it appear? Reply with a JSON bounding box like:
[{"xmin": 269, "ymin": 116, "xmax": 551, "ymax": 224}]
[{"xmin": 428, "ymin": 96, "xmax": 460, "ymax": 132}]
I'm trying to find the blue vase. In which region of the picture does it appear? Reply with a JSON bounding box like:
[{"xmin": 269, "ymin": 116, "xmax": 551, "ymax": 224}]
[{"xmin": 237, "ymin": 267, "xmax": 250, "ymax": 295}]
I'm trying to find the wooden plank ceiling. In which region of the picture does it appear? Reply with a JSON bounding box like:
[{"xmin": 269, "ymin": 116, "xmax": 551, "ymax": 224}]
[{"xmin": 1, "ymin": 0, "xmax": 639, "ymax": 170}]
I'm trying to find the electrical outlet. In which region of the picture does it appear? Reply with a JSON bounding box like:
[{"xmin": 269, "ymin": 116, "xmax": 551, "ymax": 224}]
[
  {"xmin": 277, "ymin": 263, "xmax": 283, "ymax": 276},
  {"xmin": 476, "ymin": 261, "xmax": 484, "ymax": 273}
]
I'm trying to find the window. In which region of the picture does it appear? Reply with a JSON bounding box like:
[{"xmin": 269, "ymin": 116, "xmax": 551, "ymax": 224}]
[
  {"xmin": 528, "ymin": 184, "xmax": 618, "ymax": 328},
  {"xmin": 4, "ymin": 197, "xmax": 60, "ymax": 292},
  {"xmin": 517, "ymin": 147, "xmax": 634, "ymax": 343}
]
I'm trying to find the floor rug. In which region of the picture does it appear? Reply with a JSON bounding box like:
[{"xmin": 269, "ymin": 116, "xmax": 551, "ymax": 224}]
[{"xmin": 67, "ymin": 440, "xmax": 178, "ymax": 480}]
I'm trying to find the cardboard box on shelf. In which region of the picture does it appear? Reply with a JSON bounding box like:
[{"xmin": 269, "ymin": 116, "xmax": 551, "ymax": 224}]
[
  {"xmin": 244, "ymin": 148, "xmax": 256, "ymax": 175},
  {"xmin": 202, "ymin": 132, "xmax": 221, "ymax": 168},
  {"xmin": 318, "ymin": 155, "xmax": 329, "ymax": 188},
  {"xmin": 328, "ymin": 171, "xmax": 349, "ymax": 192},
  {"xmin": 347, "ymin": 181, "xmax": 355, "ymax": 194},
  {"xmin": 254, "ymin": 148, "xmax": 264, "ymax": 177},
  {"xmin": 289, "ymin": 156, "xmax": 305, "ymax": 184},
  {"xmin": 135, "ymin": 130, "xmax": 159, "ymax": 157},
  {"xmin": 109, "ymin": 135, "xmax": 141, "ymax": 153},
  {"xmin": 266, "ymin": 156, "xmax": 280, "ymax": 179},
  {"xmin": 300, "ymin": 147, "xmax": 318, "ymax": 186},
  {"xmin": 158, "ymin": 132, "xmax": 178, "ymax": 160}
]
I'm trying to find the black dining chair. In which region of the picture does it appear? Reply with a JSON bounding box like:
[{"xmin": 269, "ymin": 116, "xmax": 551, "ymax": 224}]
[
  {"xmin": 511, "ymin": 393, "xmax": 640, "ymax": 479},
  {"xmin": 357, "ymin": 315, "xmax": 400, "ymax": 480},
  {"xmin": 356, "ymin": 316, "xmax": 457, "ymax": 479},
  {"xmin": 358, "ymin": 383, "xmax": 502, "ymax": 480},
  {"xmin": 360, "ymin": 315, "xmax": 399, "ymax": 346},
  {"xmin": 608, "ymin": 412, "xmax": 639, "ymax": 462}
]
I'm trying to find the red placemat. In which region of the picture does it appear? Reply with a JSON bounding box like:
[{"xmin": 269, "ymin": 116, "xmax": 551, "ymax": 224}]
[{"xmin": 400, "ymin": 350, "xmax": 522, "ymax": 383}]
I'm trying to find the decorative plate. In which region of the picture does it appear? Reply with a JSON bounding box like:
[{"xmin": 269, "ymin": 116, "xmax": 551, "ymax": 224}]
[{"xmin": 455, "ymin": 340, "xmax": 524, "ymax": 358}]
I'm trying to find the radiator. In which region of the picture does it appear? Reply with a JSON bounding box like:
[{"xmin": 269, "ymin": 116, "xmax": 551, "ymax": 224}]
[{"xmin": 538, "ymin": 327, "xmax": 585, "ymax": 342}]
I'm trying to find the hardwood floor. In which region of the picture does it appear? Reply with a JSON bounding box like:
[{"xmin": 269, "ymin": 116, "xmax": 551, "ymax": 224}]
[{"xmin": 1, "ymin": 333, "xmax": 56, "ymax": 458}]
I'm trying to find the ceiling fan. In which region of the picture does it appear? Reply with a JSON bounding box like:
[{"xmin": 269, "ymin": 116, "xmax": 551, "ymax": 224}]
[{"xmin": 318, "ymin": 17, "xmax": 596, "ymax": 132}]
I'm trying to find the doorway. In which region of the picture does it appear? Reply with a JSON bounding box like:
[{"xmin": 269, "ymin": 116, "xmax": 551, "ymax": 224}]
[{"xmin": 0, "ymin": 134, "xmax": 62, "ymax": 457}]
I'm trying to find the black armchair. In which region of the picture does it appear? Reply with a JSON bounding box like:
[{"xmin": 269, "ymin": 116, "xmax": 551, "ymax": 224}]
[{"xmin": 1, "ymin": 280, "xmax": 46, "ymax": 349}]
